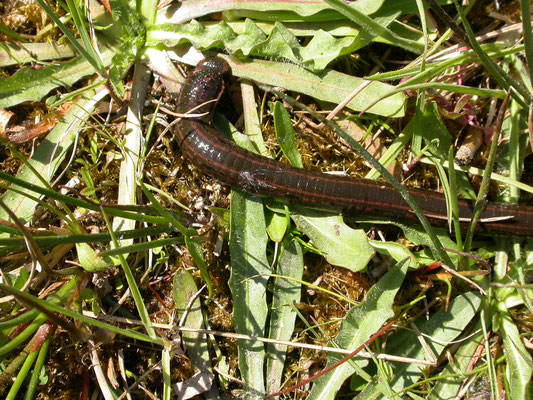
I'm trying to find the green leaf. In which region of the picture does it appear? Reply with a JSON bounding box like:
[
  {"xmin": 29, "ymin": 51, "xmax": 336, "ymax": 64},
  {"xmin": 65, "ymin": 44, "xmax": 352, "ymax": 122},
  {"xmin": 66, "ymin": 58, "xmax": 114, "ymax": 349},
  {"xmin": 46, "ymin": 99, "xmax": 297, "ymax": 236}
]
[
  {"xmin": 413, "ymin": 101, "xmax": 452, "ymax": 160},
  {"xmin": 228, "ymin": 191, "xmax": 270, "ymax": 396},
  {"xmin": 0, "ymin": 45, "xmax": 114, "ymax": 108},
  {"xmin": 226, "ymin": 56, "xmax": 405, "ymax": 117},
  {"xmin": 291, "ymin": 208, "xmax": 374, "ymax": 271},
  {"xmin": 429, "ymin": 323, "xmax": 483, "ymax": 400},
  {"xmin": 273, "ymin": 102, "xmax": 303, "ymax": 168},
  {"xmin": 307, "ymin": 258, "xmax": 409, "ymax": 400},
  {"xmin": 369, "ymin": 240, "xmax": 418, "ymax": 269},
  {"xmin": 321, "ymin": 0, "xmax": 424, "ymax": 53},
  {"xmin": 174, "ymin": 269, "xmax": 218, "ymax": 392},
  {"xmin": 0, "ymin": 43, "xmax": 76, "ymax": 67},
  {"xmin": 109, "ymin": 0, "xmax": 145, "ymax": 36},
  {"xmin": 160, "ymin": 0, "xmax": 385, "ymax": 25},
  {"xmin": 75, "ymin": 243, "xmax": 113, "ymax": 272},
  {"xmin": 149, "ymin": 11, "xmax": 398, "ymax": 72},
  {"xmin": 499, "ymin": 308, "xmax": 532, "ymax": 400},
  {"xmin": 377, "ymin": 0, "xmax": 453, "ymax": 15},
  {"xmin": 358, "ymin": 292, "xmax": 482, "ymax": 398},
  {"xmin": 266, "ymin": 239, "xmax": 304, "ymax": 393},
  {"xmin": 265, "ymin": 209, "xmax": 288, "ymax": 243},
  {"xmin": 184, "ymin": 233, "xmax": 213, "ymax": 300}
]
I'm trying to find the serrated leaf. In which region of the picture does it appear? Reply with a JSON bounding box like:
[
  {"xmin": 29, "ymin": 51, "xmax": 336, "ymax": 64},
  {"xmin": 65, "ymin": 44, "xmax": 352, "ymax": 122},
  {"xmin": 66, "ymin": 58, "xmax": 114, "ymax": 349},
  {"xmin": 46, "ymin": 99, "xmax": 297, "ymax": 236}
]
[
  {"xmin": 291, "ymin": 207, "xmax": 374, "ymax": 271},
  {"xmin": 148, "ymin": 15, "xmax": 397, "ymax": 71},
  {"xmin": 109, "ymin": 0, "xmax": 145, "ymax": 36}
]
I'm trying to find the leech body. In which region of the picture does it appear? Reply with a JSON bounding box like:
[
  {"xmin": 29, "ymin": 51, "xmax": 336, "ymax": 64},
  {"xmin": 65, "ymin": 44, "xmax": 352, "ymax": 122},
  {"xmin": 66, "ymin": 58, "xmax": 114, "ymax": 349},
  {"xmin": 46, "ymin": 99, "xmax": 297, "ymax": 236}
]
[{"xmin": 174, "ymin": 57, "xmax": 533, "ymax": 237}]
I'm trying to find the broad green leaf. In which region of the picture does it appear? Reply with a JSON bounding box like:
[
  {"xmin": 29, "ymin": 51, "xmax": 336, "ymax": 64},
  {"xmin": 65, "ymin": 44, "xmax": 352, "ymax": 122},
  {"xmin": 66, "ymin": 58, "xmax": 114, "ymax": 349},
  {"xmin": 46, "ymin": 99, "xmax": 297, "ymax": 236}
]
[
  {"xmin": 307, "ymin": 258, "xmax": 409, "ymax": 400},
  {"xmin": 174, "ymin": 269, "xmax": 218, "ymax": 394},
  {"xmin": 499, "ymin": 308, "xmax": 532, "ymax": 400},
  {"xmin": 377, "ymin": 0, "xmax": 453, "ymax": 15},
  {"xmin": 224, "ymin": 56, "xmax": 405, "ymax": 117},
  {"xmin": 159, "ymin": 0, "xmax": 385, "ymax": 25},
  {"xmin": 429, "ymin": 323, "xmax": 483, "ymax": 400},
  {"xmin": 265, "ymin": 209, "xmax": 288, "ymax": 243},
  {"xmin": 266, "ymin": 239, "xmax": 304, "ymax": 393},
  {"xmin": 291, "ymin": 208, "xmax": 374, "ymax": 271},
  {"xmin": 348, "ymin": 220, "xmax": 458, "ymax": 265},
  {"xmin": 228, "ymin": 191, "xmax": 270, "ymax": 397},
  {"xmin": 321, "ymin": 0, "xmax": 424, "ymax": 53},
  {"xmin": 356, "ymin": 292, "xmax": 482, "ymax": 399}
]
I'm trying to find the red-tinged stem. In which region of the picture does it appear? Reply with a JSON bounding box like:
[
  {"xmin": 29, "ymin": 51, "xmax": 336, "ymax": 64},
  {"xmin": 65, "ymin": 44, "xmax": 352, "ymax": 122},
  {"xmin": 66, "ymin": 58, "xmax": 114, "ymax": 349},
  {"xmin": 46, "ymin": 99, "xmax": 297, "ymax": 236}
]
[{"xmin": 264, "ymin": 312, "xmax": 404, "ymax": 398}]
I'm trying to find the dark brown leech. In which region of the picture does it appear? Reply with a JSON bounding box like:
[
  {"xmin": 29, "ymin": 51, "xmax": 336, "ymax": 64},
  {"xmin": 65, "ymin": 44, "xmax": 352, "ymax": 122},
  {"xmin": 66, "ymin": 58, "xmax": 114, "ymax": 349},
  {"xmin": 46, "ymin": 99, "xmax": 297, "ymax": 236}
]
[{"xmin": 174, "ymin": 57, "xmax": 533, "ymax": 237}]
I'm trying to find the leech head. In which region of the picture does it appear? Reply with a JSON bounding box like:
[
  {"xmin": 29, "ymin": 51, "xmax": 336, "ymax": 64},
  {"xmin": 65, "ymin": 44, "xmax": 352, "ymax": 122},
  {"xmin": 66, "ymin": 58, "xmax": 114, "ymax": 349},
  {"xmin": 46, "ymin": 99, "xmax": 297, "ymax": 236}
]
[{"xmin": 197, "ymin": 57, "xmax": 232, "ymax": 83}]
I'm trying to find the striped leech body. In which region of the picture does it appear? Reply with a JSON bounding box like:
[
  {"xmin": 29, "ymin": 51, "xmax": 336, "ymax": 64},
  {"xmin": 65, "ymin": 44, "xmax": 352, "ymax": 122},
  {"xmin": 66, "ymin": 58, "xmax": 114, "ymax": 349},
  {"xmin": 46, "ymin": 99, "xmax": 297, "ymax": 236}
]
[{"xmin": 174, "ymin": 57, "xmax": 533, "ymax": 237}]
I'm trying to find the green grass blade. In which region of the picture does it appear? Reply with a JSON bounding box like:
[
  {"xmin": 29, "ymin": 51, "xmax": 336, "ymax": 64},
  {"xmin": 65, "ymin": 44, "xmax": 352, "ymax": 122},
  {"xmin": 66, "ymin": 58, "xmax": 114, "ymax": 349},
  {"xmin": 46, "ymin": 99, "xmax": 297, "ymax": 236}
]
[
  {"xmin": 322, "ymin": 0, "xmax": 424, "ymax": 53},
  {"xmin": 100, "ymin": 209, "xmax": 157, "ymax": 339},
  {"xmin": 35, "ymin": 0, "xmax": 104, "ymax": 76},
  {"xmin": 452, "ymin": 0, "xmax": 530, "ymax": 107},
  {"xmin": 23, "ymin": 335, "xmax": 52, "ymax": 400},
  {"xmin": 0, "ymin": 282, "xmax": 162, "ymax": 345}
]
